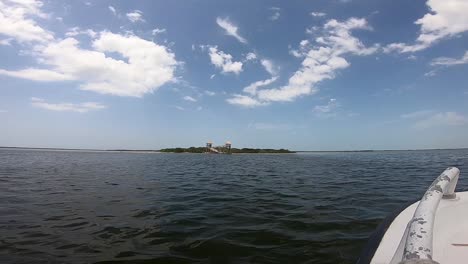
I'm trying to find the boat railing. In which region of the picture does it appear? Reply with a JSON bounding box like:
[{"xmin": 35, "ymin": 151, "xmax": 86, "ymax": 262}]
[{"xmin": 392, "ymin": 167, "xmax": 460, "ymax": 264}]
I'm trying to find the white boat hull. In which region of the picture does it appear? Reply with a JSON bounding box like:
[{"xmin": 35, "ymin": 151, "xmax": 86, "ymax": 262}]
[{"xmin": 360, "ymin": 191, "xmax": 468, "ymax": 264}]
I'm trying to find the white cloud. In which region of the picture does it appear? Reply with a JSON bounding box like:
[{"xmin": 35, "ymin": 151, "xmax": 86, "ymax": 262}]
[
  {"xmin": 306, "ymin": 26, "xmax": 319, "ymax": 34},
  {"xmin": 414, "ymin": 112, "xmax": 468, "ymax": 129},
  {"xmin": 183, "ymin": 95, "xmax": 197, "ymax": 102},
  {"xmin": 0, "ymin": 32, "xmax": 178, "ymax": 97},
  {"xmin": 260, "ymin": 59, "xmax": 278, "ymax": 75},
  {"xmin": 226, "ymin": 94, "xmax": 267, "ymax": 107},
  {"xmin": 108, "ymin": 6, "xmax": 117, "ymax": 16},
  {"xmin": 270, "ymin": 12, "xmax": 280, "ymax": 21},
  {"xmin": 209, "ymin": 74, "xmax": 216, "ymax": 79},
  {"xmin": 243, "ymin": 76, "xmax": 278, "ymax": 95},
  {"xmin": 126, "ymin": 10, "xmax": 144, "ymax": 23},
  {"xmin": 0, "ymin": 68, "xmax": 74, "ymax": 81},
  {"xmin": 269, "ymin": 7, "xmax": 281, "ymax": 21},
  {"xmin": 152, "ymin": 28, "xmax": 166, "ymax": 35},
  {"xmin": 0, "ymin": 38, "xmax": 13, "ymax": 45},
  {"xmin": 245, "ymin": 52, "xmax": 257, "ymax": 61},
  {"xmin": 313, "ymin": 98, "xmax": 339, "ymax": 117},
  {"xmin": 216, "ymin": 17, "xmax": 247, "ymax": 44},
  {"xmin": 289, "ymin": 49, "xmax": 304, "ymax": 58},
  {"xmin": 207, "ymin": 45, "xmax": 243, "ymax": 74},
  {"xmin": 424, "ymin": 70, "xmax": 437, "ymax": 77},
  {"xmin": 230, "ymin": 17, "xmax": 376, "ymax": 106},
  {"xmin": 289, "ymin": 40, "xmax": 312, "ymax": 58},
  {"xmin": 204, "ymin": 90, "xmax": 216, "ymax": 96},
  {"xmin": 31, "ymin": 97, "xmax": 106, "ymax": 113},
  {"xmin": 310, "ymin": 12, "xmax": 326, "ymax": 17},
  {"xmin": 256, "ymin": 18, "xmax": 376, "ymax": 103},
  {"xmin": 65, "ymin": 27, "xmax": 97, "ymax": 38},
  {"xmin": 430, "ymin": 51, "xmax": 468, "ymax": 66},
  {"xmin": 174, "ymin": 106, "xmax": 184, "ymax": 111},
  {"xmin": 0, "ymin": 0, "xmax": 53, "ymax": 43},
  {"xmin": 385, "ymin": 0, "xmax": 468, "ymax": 53}
]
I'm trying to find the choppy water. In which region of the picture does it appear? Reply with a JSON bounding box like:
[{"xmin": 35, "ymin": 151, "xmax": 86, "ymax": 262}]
[{"xmin": 1, "ymin": 148, "xmax": 467, "ymax": 264}]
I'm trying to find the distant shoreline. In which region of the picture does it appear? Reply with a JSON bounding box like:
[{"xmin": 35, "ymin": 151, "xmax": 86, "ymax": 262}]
[
  {"xmin": 1, "ymin": 146, "xmax": 467, "ymax": 153},
  {"xmin": 159, "ymin": 147, "xmax": 295, "ymax": 154},
  {"xmin": 0, "ymin": 146, "xmax": 161, "ymax": 154}
]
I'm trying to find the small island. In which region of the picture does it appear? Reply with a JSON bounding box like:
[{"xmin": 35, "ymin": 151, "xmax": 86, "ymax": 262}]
[
  {"xmin": 160, "ymin": 141, "xmax": 294, "ymax": 154},
  {"xmin": 159, "ymin": 147, "xmax": 295, "ymax": 154}
]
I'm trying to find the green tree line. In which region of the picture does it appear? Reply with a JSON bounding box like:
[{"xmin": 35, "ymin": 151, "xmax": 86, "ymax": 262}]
[{"xmin": 159, "ymin": 147, "xmax": 295, "ymax": 153}]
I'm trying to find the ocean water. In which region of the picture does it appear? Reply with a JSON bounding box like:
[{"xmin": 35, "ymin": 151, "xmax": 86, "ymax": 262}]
[{"xmin": 1, "ymin": 148, "xmax": 467, "ymax": 264}]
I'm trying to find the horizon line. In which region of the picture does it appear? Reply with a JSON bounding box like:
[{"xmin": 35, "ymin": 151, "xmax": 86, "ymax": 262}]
[{"xmin": 1, "ymin": 146, "xmax": 467, "ymax": 153}]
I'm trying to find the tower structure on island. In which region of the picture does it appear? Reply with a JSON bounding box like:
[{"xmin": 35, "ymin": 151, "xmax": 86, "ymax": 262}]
[
  {"xmin": 205, "ymin": 140, "xmax": 232, "ymax": 154},
  {"xmin": 206, "ymin": 141, "xmax": 213, "ymax": 152},
  {"xmin": 225, "ymin": 141, "xmax": 232, "ymax": 154}
]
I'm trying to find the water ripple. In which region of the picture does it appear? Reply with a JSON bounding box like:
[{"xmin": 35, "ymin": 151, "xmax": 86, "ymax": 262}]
[{"xmin": 0, "ymin": 148, "xmax": 467, "ymax": 263}]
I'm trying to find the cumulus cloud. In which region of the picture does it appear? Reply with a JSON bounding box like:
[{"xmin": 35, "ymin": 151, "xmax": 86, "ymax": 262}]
[
  {"xmin": 260, "ymin": 59, "xmax": 278, "ymax": 75},
  {"xmin": 256, "ymin": 18, "xmax": 376, "ymax": 103},
  {"xmin": 31, "ymin": 97, "xmax": 106, "ymax": 113},
  {"xmin": 0, "ymin": 68, "xmax": 74, "ymax": 81},
  {"xmin": 204, "ymin": 90, "xmax": 216, "ymax": 96},
  {"xmin": 430, "ymin": 51, "xmax": 468, "ymax": 66},
  {"xmin": 226, "ymin": 94, "xmax": 267, "ymax": 107},
  {"xmin": 0, "ymin": 32, "xmax": 178, "ymax": 97},
  {"xmin": 424, "ymin": 70, "xmax": 437, "ymax": 77},
  {"xmin": 216, "ymin": 17, "xmax": 247, "ymax": 44},
  {"xmin": 0, "ymin": 38, "xmax": 13, "ymax": 46},
  {"xmin": 229, "ymin": 17, "xmax": 377, "ymax": 107},
  {"xmin": 0, "ymin": 0, "xmax": 53, "ymax": 43},
  {"xmin": 65, "ymin": 27, "xmax": 97, "ymax": 38},
  {"xmin": 152, "ymin": 28, "xmax": 166, "ymax": 35},
  {"xmin": 245, "ymin": 52, "xmax": 257, "ymax": 61},
  {"xmin": 310, "ymin": 12, "xmax": 326, "ymax": 17},
  {"xmin": 0, "ymin": 1, "xmax": 179, "ymax": 97},
  {"xmin": 385, "ymin": 0, "xmax": 468, "ymax": 53},
  {"xmin": 269, "ymin": 7, "xmax": 280, "ymax": 21},
  {"xmin": 183, "ymin": 95, "xmax": 197, "ymax": 102},
  {"xmin": 414, "ymin": 112, "xmax": 468, "ymax": 129},
  {"xmin": 243, "ymin": 76, "xmax": 278, "ymax": 96},
  {"xmin": 206, "ymin": 45, "xmax": 243, "ymax": 74},
  {"xmin": 126, "ymin": 10, "xmax": 144, "ymax": 23}
]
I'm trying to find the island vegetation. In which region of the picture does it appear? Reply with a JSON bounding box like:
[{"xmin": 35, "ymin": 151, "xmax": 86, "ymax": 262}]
[{"xmin": 159, "ymin": 147, "xmax": 295, "ymax": 154}]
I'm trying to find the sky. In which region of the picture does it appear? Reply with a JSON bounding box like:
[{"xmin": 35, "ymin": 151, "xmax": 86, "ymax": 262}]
[{"xmin": 0, "ymin": 0, "xmax": 468, "ymax": 151}]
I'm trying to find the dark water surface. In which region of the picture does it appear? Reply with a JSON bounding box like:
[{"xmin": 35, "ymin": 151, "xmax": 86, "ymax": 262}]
[{"xmin": 1, "ymin": 149, "xmax": 468, "ymax": 264}]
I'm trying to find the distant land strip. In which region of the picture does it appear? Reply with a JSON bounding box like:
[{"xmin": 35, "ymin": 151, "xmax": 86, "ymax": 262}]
[{"xmin": 159, "ymin": 147, "xmax": 295, "ymax": 154}]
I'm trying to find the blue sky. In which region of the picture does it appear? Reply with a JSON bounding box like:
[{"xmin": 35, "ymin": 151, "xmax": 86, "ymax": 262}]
[{"xmin": 1, "ymin": 0, "xmax": 467, "ymax": 150}]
